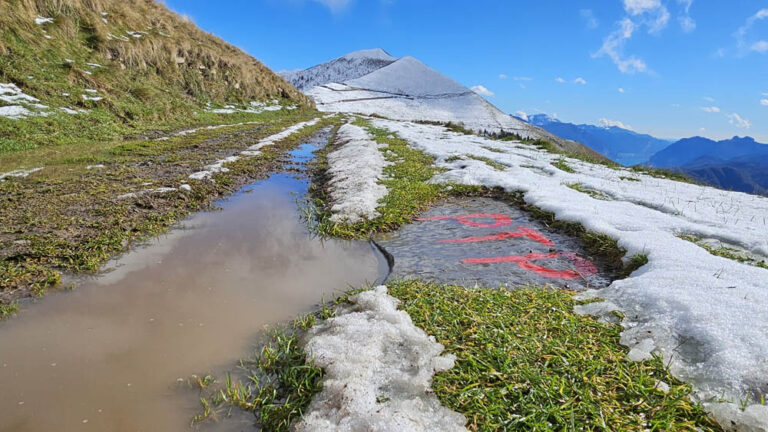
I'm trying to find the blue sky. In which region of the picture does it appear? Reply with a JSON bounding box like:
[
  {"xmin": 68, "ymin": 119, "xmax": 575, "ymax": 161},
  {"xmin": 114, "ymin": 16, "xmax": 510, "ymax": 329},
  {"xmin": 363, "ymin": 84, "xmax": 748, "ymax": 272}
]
[{"xmin": 165, "ymin": 0, "xmax": 768, "ymax": 142}]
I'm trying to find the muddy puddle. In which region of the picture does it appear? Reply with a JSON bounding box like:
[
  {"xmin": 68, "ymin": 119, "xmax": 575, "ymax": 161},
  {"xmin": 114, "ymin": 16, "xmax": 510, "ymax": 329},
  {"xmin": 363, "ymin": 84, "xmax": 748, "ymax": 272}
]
[
  {"xmin": 0, "ymin": 131, "xmax": 386, "ymax": 432},
  {"xmin": 376, "ymin": 197, "xmax": 615, "ymax": 290}
]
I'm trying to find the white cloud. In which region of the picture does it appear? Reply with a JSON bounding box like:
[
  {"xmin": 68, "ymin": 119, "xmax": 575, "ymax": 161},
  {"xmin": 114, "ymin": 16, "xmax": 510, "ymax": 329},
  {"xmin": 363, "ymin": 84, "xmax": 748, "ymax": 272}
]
[
  {"xmin": 498, "ymin": 74, "xmax": 508, "ymax": 79},
  {"xmin": 598, "ymin": 118, "xmax": 633, "ymax": 130},
  {"xmin": 555, "ymin": 77, "xmax": 566, "ymax": 83},
  {"xmin": 727, "ymin": 113, "xmax": 751, "ymax": 129},
  {"xmin": 624, "ymin": 0, "xmax": 661, "ymax": 16},
  {"xmin": 703, "ymin": 96, "xmax": 715, "ymax": 102},
  {"xmin": 735, "ymin": 9, "xmax": 768, "ymax": 55},
  {"xmin": 519, "ymin": 83, "xmax": 526, "ymax": 89},
  {"xmin": 618, "ymin": 87, "xmax": 625, "ymax": 93},
  {"xmin": 574, "ymin": 77, "xmax": 587, "ymax": 85},
  {"xmin": 514, "ymin": 110, "xmax": 528, "ymax": 121},
  {"xmin": 593, "ymin": 18, "xmax": 648, "ymax": 74},
  {"xmin": 760, "ymin": 99, "xmax": 768, "ymax": 106},
  {"xmin": 311, "ymin": 0, "xmax": 353, "ymax": 13},
  {"xmin": 580, "ymin": 9, "xmax": 599, "ymax": 29},
  {"xmin": 677, "ymin": 0, "xmax": 696, "ymax": 32},
  {"xmin": 700, "ymin": 106, "xmax": 720, "ymax": 113},
  {"xmin": 679, "ymin": 15, "xmax": 696, "ymax": 32},
  {"xmin": 470, "ymin": 85, "xmax": 494, "ymax": 96},
  {"xmin": 751, "ymin": 41, "xmax": 768, "ymax": 53},
  {"xmin": 513, "ymin": 76, "xmax": 532, "ymax": 81}
]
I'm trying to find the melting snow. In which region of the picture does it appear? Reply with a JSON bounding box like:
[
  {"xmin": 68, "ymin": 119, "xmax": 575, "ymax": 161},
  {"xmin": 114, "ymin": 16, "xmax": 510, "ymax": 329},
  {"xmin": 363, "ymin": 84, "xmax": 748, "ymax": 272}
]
[
  {"xmin": 0, "ymin": 83, "xmax": 48, "ymax": 119},
  {"xmin": 34, "ymin": 17, "xmax": 53, "ymax": 25},
  {"xmin": 206, "ymin": 100, "xmax": 289, "ymax": 115},
  {"xmin": 188, "ymin": 117, "xmax": 322, "ymax": 181},
  {"xmin": 325, "ymin": 123, "xmax": 391, "ymax": 223},
  {"xmin": 0, "ymin": 168, "xmax": 43, "ymax": 181},
  {"xmin": 295, "ymin": 286, "xmax": 467, "ymax": 432},
  {"xmin": 367, "ymin": 118, "xmax": 768, "ymax": 430}
]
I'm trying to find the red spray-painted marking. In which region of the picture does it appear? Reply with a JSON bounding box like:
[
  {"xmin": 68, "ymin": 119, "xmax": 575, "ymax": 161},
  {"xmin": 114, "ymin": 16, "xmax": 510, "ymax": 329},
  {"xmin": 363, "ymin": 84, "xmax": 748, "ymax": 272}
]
[
  {"xmin": 438, "ymin": 227, "xmax": 555, "ymax": 246},
  {"xmin": 417, "ymin": 213, "xmax": 513, "ymax": 228},
  {"xmin": 462, "ymin": 252, "xmax": 598, "ymax": 280}
]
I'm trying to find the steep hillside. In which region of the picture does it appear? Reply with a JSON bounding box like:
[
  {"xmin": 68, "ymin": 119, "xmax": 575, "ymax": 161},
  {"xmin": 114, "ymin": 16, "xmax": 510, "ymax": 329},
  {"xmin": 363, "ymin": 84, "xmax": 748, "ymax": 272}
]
[
  {"xmin": 525, "ymin": 114, "xmax": 671, "ymax": 166},
  {"xmin": 681, "ymin": 155, "xmax": 768, "ymax": 195},
  {"xmin": 0, "ymin": 0, "xmax": 311, "ymax": 152},
  {"xmin": 289, "ymin": 50, "xmax": 607, "ymax": 161},
  {"xmin": 648, "ymin": 136, "xmax": 768, "ymax": 167},
  {"xmin": 281, "ymin": 48, "xmax": 396, "ymax": 91}
]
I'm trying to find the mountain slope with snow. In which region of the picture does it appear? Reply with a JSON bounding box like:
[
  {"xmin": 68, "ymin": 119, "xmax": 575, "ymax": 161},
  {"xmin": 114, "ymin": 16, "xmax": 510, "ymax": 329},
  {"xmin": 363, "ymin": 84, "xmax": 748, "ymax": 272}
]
[
  {"xmin": 280, "ymin": 48, "xmax": 397, "ymax": 92},
  {"xmin": 289, "ymin": 50, "xmax": 606, "ymax": 161}
]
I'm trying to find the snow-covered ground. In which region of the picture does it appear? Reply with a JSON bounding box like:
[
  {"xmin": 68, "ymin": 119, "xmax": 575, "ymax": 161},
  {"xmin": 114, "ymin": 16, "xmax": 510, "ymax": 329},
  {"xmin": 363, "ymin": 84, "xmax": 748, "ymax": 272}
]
[
  {"xmin": 325, "ymin": 124, "xmax": 391, "ymax": 223},
  {"xmin": 295, "ymin": 286, "xmax": 467, "ymax": 432},
  {"xmin": 361, "ymin": 118, "xmax": 768, "ymax": 430},
  {"xmin": 0, "ymin": 83, "xmax": 48, "ymax": 119},
  {"xmin": 205, "ymin": 99, "xmax": 294, "ymax": 115}
]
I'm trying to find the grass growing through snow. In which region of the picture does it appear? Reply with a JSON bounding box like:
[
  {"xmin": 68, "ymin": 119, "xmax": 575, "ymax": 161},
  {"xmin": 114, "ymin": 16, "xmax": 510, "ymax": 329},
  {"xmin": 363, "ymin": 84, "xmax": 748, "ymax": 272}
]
[
  {"xmin": 678, "ymin": 235, "xmax": 768, "ymax": 270},
  {"xmin": 567, "ymin": 183, "xmax": 611, "ymax": 200},
  {"xmin": 552, "ymin": 157, "xmax": 576, "ymax": 173},
  {"xmin": 467, "ymin": 154, "xmax": 506, "ymax": 171},
  {"xmin": 311, "ymin": 118, "xmax": 444, "ymax": 238},
  {"xmin": 389, "ymin": 280, "xmax": 722, "ymax": 431}
]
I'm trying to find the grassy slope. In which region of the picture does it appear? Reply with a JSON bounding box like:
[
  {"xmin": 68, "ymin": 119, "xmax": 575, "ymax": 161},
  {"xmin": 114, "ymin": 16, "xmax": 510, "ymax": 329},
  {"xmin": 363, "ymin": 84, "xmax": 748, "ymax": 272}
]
[{"xmin": 0, "ymin": 0, "xmax": 312, "ymax": 153}]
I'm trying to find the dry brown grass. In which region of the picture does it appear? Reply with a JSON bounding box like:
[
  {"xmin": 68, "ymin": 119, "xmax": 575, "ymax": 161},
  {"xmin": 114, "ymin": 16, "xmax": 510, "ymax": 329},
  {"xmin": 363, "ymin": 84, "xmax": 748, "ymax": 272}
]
[{"xmin": 0, "ymin": 0, "xmax": 311, "ymax": 104}]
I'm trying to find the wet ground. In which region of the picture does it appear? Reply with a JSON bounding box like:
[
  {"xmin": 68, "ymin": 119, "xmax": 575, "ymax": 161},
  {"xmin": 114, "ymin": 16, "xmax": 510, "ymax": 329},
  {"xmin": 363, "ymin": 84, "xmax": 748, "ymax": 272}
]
[
  {"xmin": 376, "ymin": 197, "xmax": 615, "ymax": 290},
  {"xmin": 0, "ymin": 132, "xmax": 386, "ymax": 432}
]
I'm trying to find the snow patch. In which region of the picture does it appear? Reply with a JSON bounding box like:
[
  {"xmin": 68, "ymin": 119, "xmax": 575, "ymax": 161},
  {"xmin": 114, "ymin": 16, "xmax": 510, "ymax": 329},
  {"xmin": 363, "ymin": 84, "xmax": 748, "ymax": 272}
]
[
  {"xmin": 34, "ymin": 16, "xmax": 53, "ymax": 25},
  {"xmin": 117, "ymin": 187, "xmax": 177, "ymax": 200},
  {"xmin": 188, "ymin": 117, "xmax": 322, "ymax": 181},
  {"xmin": 295, "ymin": 286, "xmax": 467, "ymax": 432},
  {"xmin": 0, "ymin": 168, "xmax": 43, "ymax": 181},
  {"xmin": 325, "ymin": 123, "xmax": 391, "ymax": 223},
  {"xmin": 368, "ymin": 118, "xmax": 768, "ymax": 430}
]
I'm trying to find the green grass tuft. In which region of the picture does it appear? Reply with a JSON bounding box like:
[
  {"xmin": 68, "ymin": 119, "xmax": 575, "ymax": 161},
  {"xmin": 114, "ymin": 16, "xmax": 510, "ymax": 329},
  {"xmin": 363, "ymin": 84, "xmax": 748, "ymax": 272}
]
[{"xmin": 388, "ymin": 280, "xmax": 722, "ymax": 431}]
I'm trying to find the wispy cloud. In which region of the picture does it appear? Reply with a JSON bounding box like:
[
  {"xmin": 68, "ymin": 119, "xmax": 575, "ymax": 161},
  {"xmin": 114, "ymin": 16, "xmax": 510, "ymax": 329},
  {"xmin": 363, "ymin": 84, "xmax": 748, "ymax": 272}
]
[
  {"xmin": 727, "ymin": 112, "xmax": 751, "ymax": 129},
  {"xmin": 677, "ymin": 0, "xmax": 696, "ymax": 32},
  {"xmin": 760, "ymin": 99, "xmax": 768, "ymax": 106},
  {"xmin": 555, "ymin": 77, "xmax": 566, "ymax": 83},
  {"xmin": 513, "ymin": 76, "xmax": 533, "ymax": 81},
  {"xmin": 751, "ymin": 41, "xmax": 768, "ymax": 53},
  {"xmin": 514, "ymin": 110, "xmax": 528, "ymax": 121},
  {"xmin": 593, "ymin": 18, "xmax": 648, "ymax": 74},
  {"xmin": 574, "ymin": 77, "xmax": 587, "ymax": 85},
  {"xmin": 700, "ymin": 106, "xmax": 720, "ymax": 113},
  {"xmin": 594, "ymin": 0, "xmax": 696, "ymax": 73},
  {"xmin": 310, "ymin": 0, "xmax": 354, "ymax": 13},
  {"xmin": 703, "ymin": 96, "xmax": 715, "ymax": 102},
  {"xmin": 735, "ymin": 9, "xmax": 768, "ymax": 55},
  {"xmin": 618, "ymin": 87, "xmax": 625, "ymax": 93},
  {"xmin": 580, "ymin": 9, "xmax": 599, "ymax": 29},
  {"xmin": 498, "ymin": 74, "xmax": 508, "ymax": 79},
  {"xmin": 599, "ymin": 118, "xmax": 633, "ymax": 130},
  {"xmin": 470, "ymin": 85, "xmax": 494, "ymax": 96}
]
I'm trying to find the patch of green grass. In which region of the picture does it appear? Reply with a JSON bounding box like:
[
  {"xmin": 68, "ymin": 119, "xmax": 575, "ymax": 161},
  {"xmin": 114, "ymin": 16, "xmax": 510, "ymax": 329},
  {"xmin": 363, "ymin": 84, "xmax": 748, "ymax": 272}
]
[
  {"xmin": 630, "ymin": 165, "xmax": 695, "ymax": 184},
  {"xmin": 388, "ymin": 280, "xmax": 722, "ymax": 431},
  {"xmin": 195, "ymin": 304, "xmax": 342, "ymax": 431},
  {"xmin": 481, "ymin": 146, "xmax": 506, "ymax": 154},
  {"xmin": 0, "ymin": 301, "xmax": 18, "ymax": 319},
  {"xmin": 552, "ymin": 157, "xmax": 576, "ymax": 173},
  {"xmin": 527, "ymin": 139, "xmax": 620, "ymax": 169},
  {"xmin": 311, "ymin": 118, "xmax": 444, "ymax": 238},
  {"xmin": 567, "ymin": 183, "xmax": 611, "ymax": 200},
  {"xmin": 467, "ymin": 155, "xmax": 506, "ymax": 171},
  {"xmin": 621, "ymin": 254, "xmax": 649, "ymax": 278},
  {"xmin": 678, "ymin": 235, "xmax": 768, "ymax": 270},
  {"xmin": 620, "ymin": 175, "xmax": 641, "ymax": 182}
]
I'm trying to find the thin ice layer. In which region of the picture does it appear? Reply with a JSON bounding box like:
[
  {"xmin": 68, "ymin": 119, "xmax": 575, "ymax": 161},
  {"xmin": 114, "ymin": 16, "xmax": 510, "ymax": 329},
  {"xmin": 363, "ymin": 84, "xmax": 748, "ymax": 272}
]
[
  {"xmin": 370, "ymin": 118, "xmax": 768, "ymax": 430},
  {"xmin": 295, "ymin": 286, "xmax": 467, "ymax": 432},
  {"xmin": 326, "ymin": 123, "xmax": 390, "ymax": 223}
]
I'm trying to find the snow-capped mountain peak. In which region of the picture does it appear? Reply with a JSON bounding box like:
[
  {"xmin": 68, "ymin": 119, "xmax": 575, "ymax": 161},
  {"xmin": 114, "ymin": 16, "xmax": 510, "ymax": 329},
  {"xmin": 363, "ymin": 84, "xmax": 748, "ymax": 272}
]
[{"xmin": 280, "ymin": 48, "xmax": 397, "ymax": 91}]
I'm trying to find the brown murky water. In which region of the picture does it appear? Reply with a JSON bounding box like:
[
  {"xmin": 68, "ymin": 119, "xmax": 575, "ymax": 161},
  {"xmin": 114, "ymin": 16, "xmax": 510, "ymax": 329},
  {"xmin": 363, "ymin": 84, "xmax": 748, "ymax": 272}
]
[{"xmin": 0, "ymin": 138, "xmax": 385, "ymax": 431}]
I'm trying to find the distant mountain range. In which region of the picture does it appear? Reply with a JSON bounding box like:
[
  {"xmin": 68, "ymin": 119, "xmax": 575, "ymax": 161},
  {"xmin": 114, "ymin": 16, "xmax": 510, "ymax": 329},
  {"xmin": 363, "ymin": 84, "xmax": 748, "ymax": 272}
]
[
  {"xmin": 521, "ymin": 114, "xmax": 768, "ymax": 196},
  {"xmin": 523, "ymin": 114, "xmax": 672, "ymax": 166},
  {"xmin": 282, "ymin": 49, "xmax": 606, "ymax": 160}
]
